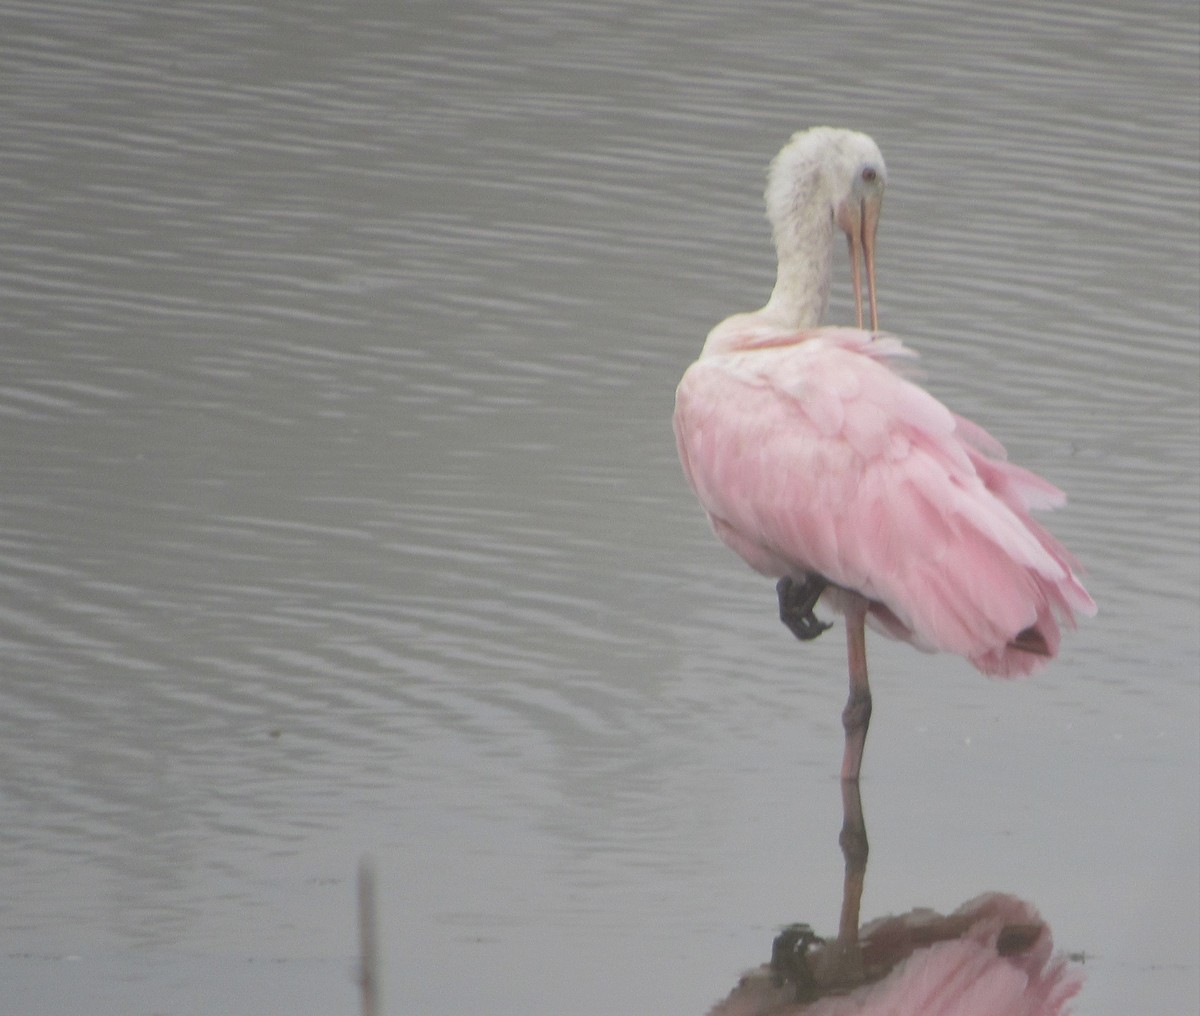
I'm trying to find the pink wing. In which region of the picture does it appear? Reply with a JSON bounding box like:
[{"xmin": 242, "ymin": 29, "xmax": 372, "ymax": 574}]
[{"xmin": 674, "ymin": 328, "xmax": 1095, "ymax": 676}]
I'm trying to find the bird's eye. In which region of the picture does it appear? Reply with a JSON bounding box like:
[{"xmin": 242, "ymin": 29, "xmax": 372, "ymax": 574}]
[{"xmin": 861, "ymin": 166, "xmax": 878, "ymax": 183}]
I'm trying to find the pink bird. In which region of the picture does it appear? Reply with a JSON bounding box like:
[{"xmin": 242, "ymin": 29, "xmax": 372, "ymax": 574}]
[
  {"xmin": 708, "ymin": 892, "xmax": 1083, "ymax": 1016},
  {"xmin": 674, "ymin": 127, "xmax": 1095, "ymax": 780}
]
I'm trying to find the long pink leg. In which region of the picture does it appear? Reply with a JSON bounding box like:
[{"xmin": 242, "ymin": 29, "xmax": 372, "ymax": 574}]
[
  {"xmin": 837, "ymin": 779, "xmax": 868, "ymax": 946},
  {"xmin": 840, "ymin": 597, "xmax": 872, "ymax": 782},
  {"xmin": 809, "ymin": 779, "xmax": 870, "ymax": 992}
]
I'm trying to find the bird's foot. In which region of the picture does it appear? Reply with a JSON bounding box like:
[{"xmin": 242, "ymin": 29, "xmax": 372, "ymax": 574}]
[
  {"xmin": 770, "ymin": 923, "xmax": 823, "ymax": 1000},
  {"xmin": 777, "ymin": 574, "xmax": 832, "ymax": 641}
]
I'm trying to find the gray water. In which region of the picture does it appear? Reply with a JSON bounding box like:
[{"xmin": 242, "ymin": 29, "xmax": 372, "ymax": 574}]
[{"xmin": 1, "ymin": 2, "xmax": 1197, "ymax": 1014}]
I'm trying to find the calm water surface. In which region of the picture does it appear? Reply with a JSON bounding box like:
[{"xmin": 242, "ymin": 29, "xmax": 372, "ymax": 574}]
[{"xmin": 0, "ymin": 2, "xmax": 1197, "ymax": 1014}]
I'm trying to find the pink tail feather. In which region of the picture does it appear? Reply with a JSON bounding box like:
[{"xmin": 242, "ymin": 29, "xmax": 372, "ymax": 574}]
[{"xmin": 955, "ymin": 419, "xmax": 1096, "ymax": 677}]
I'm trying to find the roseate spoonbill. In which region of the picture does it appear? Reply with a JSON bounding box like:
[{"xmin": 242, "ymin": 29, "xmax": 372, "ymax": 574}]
[
  {"xmin": 673, "ymin": 127, "xmax": 1095, "ymax": 780},
  {"xmin": 707, "ymin": 783, "xmax": 1082, "ymax": 1015},
  {"xmin": 708, "ymin": 892, "xmax": 1082, "ymax": 1016}
]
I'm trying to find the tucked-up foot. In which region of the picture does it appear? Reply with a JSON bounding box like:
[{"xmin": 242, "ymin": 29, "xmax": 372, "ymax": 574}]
[
  {"xmin": 777, "ymin": 574, "xmax": 832, "ymax": 641},
  {"xmin": 770, "ymin": 923, "xmax": 822, "ymax": 999}
]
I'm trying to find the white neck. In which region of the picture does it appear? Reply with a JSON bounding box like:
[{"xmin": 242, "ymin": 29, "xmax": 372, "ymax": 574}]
[
  {"xmin": 762, "ymin": 180, "xmax": 837, "ymax": 330},
  {"xmin": 763, "ymin": 243, "xmax": 833, "ymax": 330}
]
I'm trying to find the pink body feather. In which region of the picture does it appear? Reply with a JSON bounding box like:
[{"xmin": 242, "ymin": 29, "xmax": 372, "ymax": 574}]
[{"xmin": 674, "ymin": 325, "xmax": 1095, "ymax": 677}]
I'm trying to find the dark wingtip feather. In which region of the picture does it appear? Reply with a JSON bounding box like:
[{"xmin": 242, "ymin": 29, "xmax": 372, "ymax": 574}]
[{"xmin": 1009, "ymin": 626, "xmax": 1051, "ymax": 656}]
